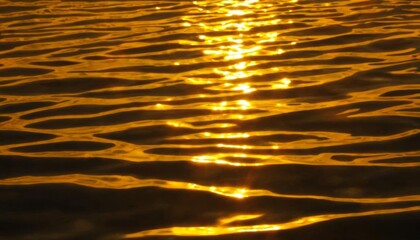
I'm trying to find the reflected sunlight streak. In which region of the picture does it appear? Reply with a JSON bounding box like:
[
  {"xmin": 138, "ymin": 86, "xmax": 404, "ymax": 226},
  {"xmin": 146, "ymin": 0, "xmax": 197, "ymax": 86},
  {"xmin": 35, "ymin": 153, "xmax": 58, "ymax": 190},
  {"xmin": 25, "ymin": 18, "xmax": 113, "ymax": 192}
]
[
  {"xmin": 2, "ymin": 174, "xmax": 419, "ymax": 204},
  {"xmin": 182, "ymin": 0, "xmax": 295, "ymax": 167},
  {"xmin": 192, "ymin": 155, "xmax": 263, "ymax": 167},
  {"xmin": 124, "ymin": 206, "xmax": 420, "ymax": 238},
  {"xmin": 185, "ymin": 0, "xmax": 292, "ymax": 94}
]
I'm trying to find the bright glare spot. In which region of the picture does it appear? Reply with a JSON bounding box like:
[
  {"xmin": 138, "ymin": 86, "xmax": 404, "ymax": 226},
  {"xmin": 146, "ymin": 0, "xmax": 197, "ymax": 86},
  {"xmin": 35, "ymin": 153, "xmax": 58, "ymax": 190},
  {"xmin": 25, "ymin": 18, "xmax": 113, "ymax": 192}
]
[
  {"xmin": 192, "ymin": 155, "xmax": 246, "ymax": 167},
  {"xmin": 193, "ymin": 155, "xmax": 215, "ymax": 164},
  {"xmin": 230, "ymin": 188, "xmax": 247, "ymax": 199},
  {"xmin": 238, "ymin": 225, "xmax": 281, "ymax": 232},
  {"xmin": 225, "ymin": 71, "xmax": 250, "ymax": 80},
  {"xmin": 217, "ymin": 143, "xmax": 251, "ymax": 149},
  {"xmin": 233, "ymin": 153, "xmax": 247, "ymax": 158},
  {"xmin": 233, "ymin": 23, "xmax": 250, "ymax": 31},
  {"xmin": 227, "ymin": 10, "xmax": 248, "ymax": 16},
  {"xmin": 166, "ymin": 121, "xmax": 191, "ymax": 128},
  {"xmin": 166, "ymin": 121, "xmax": 180, "ymax": 127},
  {"xmin": 225, "ymin": 51, "xmax": 243, "ymax": 60},
  {"xmin": 207, "ymin": 185, "xmax": 250, "ymax": 199},
  {"xmin": 237, "ymin": 99, "xmax": 251, "ymax": 109},
  {"xmin": 201, "ymin": 132, "xmax": 250, "ymax": 139},
  {"xmin": 212, "ymin": 99, "xmax": 253, "ymax": 111},
  {"xmin": 233, "ymin": 62, "xmax": 247, "ymax": 70},
  {"xmin": 266, "ymin": 32, "xmax": 278, "ymax": 38},
  {"xmin": 233, "ymin": 83, "xmax": 256, "ymax": 93},
  {"xmin": 272, "ymin": 78, "xmax": 291, "ymax": 89},
  {"xmin": 218, "ymin": 214, "xmax": 263, "ymax": 225}
]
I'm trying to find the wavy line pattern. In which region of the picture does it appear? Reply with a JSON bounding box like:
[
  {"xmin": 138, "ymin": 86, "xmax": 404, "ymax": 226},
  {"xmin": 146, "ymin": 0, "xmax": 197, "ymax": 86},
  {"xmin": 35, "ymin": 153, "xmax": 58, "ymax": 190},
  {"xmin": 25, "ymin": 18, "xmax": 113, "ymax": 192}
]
[{"xmin": 0, "ymin": 0, "xmax": 419, "ymax": 239}]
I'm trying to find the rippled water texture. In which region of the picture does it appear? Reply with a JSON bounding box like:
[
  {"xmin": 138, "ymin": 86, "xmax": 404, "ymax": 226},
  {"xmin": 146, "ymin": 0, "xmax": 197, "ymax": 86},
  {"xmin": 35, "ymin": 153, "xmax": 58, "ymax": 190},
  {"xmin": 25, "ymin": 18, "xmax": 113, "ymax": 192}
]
[{"xmin": 0, "ymin": 0, "xmax": 419, "ymax": 239}]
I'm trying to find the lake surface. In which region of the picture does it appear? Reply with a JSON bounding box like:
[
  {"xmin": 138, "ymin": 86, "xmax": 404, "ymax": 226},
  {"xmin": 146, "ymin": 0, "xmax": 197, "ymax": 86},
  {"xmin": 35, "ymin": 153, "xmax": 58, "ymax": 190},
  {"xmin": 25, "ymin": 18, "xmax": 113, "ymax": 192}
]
[{"xmin": 0, "ymin": 0, "xmax": 419, "ymax": 239}]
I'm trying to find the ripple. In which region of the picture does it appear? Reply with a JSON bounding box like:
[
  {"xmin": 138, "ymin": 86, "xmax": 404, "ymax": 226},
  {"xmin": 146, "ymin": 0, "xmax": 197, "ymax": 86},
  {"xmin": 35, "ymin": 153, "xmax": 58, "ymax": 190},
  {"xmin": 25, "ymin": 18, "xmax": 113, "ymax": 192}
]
[
  {"xmin": 0, "ymin": 67, "xmax": 53, "ymax": 77},
  {"xmin": 0, "ymin": 77, "xmax": 149, "ymax": 95},
  {"xmin": 10, "ymin": 141, "xmax": 114, "ymax": 153},
  {"xmin": 0, "ymin": 130, "xmax": 56, "ymax": 145},
  {"xmin": 30, "ymin": 60, "xmax": 80, "ymax": 67},
  {"xmin": 0, "ymin": 101, "xmax": 56, "ymax": 114}
]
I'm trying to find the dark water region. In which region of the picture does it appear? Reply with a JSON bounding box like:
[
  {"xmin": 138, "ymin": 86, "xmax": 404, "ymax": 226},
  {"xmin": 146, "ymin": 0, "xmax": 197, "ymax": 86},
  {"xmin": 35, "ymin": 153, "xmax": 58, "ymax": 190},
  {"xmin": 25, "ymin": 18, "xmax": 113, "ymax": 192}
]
[{"xmin": 0, "ymin": 0, "xmax": 419, "ymax": 239}]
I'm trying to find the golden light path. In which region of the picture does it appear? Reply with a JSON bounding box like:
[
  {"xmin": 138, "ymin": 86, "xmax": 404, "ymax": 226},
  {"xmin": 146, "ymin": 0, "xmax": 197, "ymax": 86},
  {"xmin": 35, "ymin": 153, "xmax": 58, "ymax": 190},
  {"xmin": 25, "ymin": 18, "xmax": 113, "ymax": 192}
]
[
  {"xmin": 186, "ymin": 0, "xmax": 292, "ymax": 86},
  {"xmin": 179, "ymin": 0, "xmax": 295, "ymax": 166},
  {"xmin": 124, "ymin": 206, "xmax": 420, "ymax": 238}
]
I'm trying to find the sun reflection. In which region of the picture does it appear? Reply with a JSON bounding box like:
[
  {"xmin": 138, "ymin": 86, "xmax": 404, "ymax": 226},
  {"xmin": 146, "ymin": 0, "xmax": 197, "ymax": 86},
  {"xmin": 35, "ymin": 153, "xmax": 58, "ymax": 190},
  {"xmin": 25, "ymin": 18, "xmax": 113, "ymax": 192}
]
[
  {"xmin": 272, "ymin": 77, "xmax": 291, "ymax": 89},
  {"xmin": 226, "ymin": 9, "xmax": 250, "ymax": 16},
  {"xmin": 210, "ymin": 186, "xmax": 248, "ymax": 199},
  {"xmin": 155, "ymin": 103, "xmax": 168, "ymax": 109},
  {"xmin": 192, "ymin": 155, "xmax": 245, "ymax": 166},
  {"xmin": 184, "ymin": 0, "xmax": 297, "ymax": 167},
  {"xmin": 217, "ymin": 143, "xmax": 252, "ymax": 150},
  {"xmin": 232, "ymin": 83, "xmax": 256, "ymax": 93},
  {"xmin": 192, "ymin": 154, "xmax": 263, "ymax": 167},
  {"xmin": 184, "ymin": 0, "xmax": 292, "ymax": 94},
  {"xmin": 201, "ymin": 132, "xmax": 250, "ymax": 139},
  {"xmin": 124, "ymin": 206, "xmax": 420, "ymax": 238},
  {"xmin": 218, "ymin": 214, "xmax": 263, "ymax": 225},
  {"xmin": 212, "ymin": 99, "xmax": 252, "ymax": 111},
  {"xmin": 166, "ymin": 121, "xmax": 192, "ymax": 128}
]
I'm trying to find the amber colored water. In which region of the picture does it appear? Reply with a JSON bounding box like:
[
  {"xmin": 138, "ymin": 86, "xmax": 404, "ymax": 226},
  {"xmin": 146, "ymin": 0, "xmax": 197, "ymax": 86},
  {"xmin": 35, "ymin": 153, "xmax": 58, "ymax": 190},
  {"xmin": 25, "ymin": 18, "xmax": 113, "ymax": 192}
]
[{"xmin": 0, "ymin": 0, "xmax": 419, "ymax": 239}]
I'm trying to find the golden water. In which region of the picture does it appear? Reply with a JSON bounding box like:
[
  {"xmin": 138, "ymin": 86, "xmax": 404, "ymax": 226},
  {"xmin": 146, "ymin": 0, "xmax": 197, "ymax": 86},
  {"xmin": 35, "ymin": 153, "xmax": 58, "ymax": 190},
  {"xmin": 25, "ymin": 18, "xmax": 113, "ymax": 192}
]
[{"xmin": 0, "ymin": 0, "xmax": 419, "ymax": 239}]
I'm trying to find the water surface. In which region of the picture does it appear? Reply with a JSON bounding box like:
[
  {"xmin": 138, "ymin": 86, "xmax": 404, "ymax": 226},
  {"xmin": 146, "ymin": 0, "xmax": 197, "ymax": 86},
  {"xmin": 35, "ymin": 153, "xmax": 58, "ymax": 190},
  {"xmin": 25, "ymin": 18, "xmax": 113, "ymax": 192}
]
[{"xmin": 0, "ymin": 0, "xmax": 419, "ymax": 239}]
